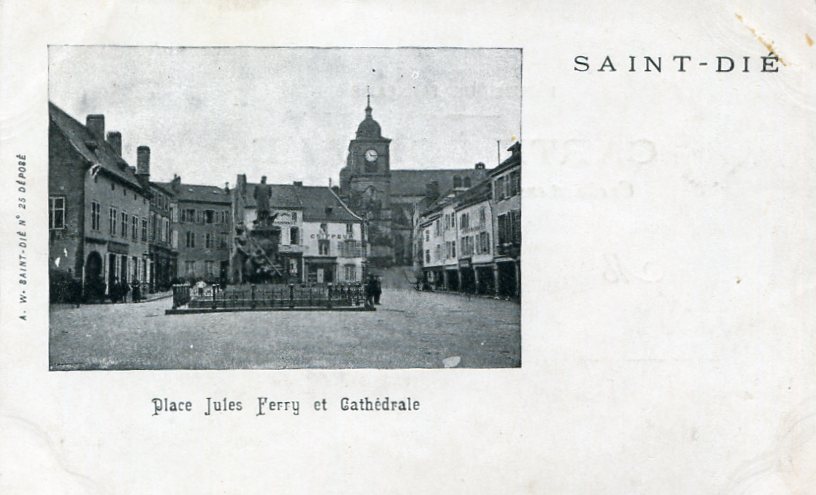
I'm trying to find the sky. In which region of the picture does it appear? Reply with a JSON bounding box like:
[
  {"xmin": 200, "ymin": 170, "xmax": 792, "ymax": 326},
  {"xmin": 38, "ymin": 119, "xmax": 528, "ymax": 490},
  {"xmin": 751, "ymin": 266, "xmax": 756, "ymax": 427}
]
[{"xmin": 49, "ymin": 46, "xmax": 521, "ymax": 187}]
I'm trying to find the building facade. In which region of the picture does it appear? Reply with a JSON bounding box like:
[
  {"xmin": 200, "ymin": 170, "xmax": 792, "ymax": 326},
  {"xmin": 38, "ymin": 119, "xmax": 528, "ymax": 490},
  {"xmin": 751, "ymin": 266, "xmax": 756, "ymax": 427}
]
[
  {"xmin": 232, "ymin": 177, "xmax": 365, "ymax": 284},
  {"xmin": 49, "ymin": 103, "xmax": 152, "ymax": 300},
  {"xmin": 414, "ymin": 142, "xmax": 521, "ymax": 299},
  {"xmin": 419, "ymin": 209, "xmax": 444, "ymax": 289},
  {"xmin": 454, "ymin": 180, "xmax": 495, "ymax": 294},
  {"xmin": 126, "ymin": 144, "xmax": 180, "ymax": 292},
  {"xmin": 147, "ymin": 180, "xmax": 178, "ymax": 291},
  {"xmin": 490, "ymin": 142, "xmax": 521, "ymax": 298},
  {"xmin": 160, "ymin": 176, "xmax": 232, "ymax": 283}
]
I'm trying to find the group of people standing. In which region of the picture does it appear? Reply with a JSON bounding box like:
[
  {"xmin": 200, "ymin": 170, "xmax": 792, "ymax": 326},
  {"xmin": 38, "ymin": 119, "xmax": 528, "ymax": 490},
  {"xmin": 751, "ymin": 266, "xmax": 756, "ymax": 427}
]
[
  {"xmin": 108, "ymin": 278, "xmax": 143, "ymax": 304},
  {"xmin": 53, "ymin": 276, "xmax": 146, "ymax": 307},
  {"xmin": 365, "ymin": 275, "xmax": 382, "ymax": 308}
]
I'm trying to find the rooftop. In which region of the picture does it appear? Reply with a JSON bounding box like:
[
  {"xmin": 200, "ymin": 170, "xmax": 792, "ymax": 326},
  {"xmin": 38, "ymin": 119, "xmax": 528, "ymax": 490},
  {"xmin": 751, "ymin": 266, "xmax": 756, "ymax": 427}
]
[
  {"xmin": 390, "ymin": 168, "xmax": 490, "ymax": 197},
  {"xmin": 49, "ymin": 102, "xmax": 144, "ymax": 190},
  {"xmin": 241, "ymin": 183, "xmax": 361, "ymax": 223},
  {"xmin": 155, "ymin": 182, "xmax": 231, "ymax": 204}
]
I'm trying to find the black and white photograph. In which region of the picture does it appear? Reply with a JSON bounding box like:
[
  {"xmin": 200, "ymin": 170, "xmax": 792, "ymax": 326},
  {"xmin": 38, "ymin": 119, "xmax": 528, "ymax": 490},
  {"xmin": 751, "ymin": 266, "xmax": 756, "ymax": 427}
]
[
  {"xmin": 48, "ymin": 46, "xmax": 522, "ymax": 370},
  {"xmin": 5, "ymin": 1, "xmax": 816, "ymax": 493}
]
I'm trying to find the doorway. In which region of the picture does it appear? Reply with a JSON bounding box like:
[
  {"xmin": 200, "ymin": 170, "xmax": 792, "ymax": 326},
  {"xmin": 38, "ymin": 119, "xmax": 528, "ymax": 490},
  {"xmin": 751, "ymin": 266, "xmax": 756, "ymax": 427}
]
[{"xmin": 108, "ymin": 253, "xmax": 117, "ymax": 288}]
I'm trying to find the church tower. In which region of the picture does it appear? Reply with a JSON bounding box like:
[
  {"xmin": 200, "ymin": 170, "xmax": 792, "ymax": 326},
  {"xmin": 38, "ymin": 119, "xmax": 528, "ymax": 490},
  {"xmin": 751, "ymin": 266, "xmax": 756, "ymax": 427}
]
[{"xmin": 339, "ymin": 92, "xmax": 394, "ymax": 266}]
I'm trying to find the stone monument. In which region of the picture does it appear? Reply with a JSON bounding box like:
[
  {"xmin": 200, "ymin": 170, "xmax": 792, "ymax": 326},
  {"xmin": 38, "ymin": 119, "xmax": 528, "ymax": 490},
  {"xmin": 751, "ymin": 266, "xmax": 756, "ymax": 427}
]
[{"xmin": 229, "ymin": 175, "xmax": 285, "ymax": 284}]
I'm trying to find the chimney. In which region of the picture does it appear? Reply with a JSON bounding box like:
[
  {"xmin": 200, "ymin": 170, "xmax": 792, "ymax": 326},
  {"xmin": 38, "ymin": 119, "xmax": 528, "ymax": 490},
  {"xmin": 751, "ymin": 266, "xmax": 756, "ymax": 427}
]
[
  {"xmin": 224, "ymin": 181, "xmax": 230, "ymax": 193},
  {"xmin": 136, "ymin": 146, "xmax": 150, "ymax": 178},
  {"xmin": 237, "ymin": 174, "xmax": 247, "ymax": 194},
  {"xmin": 475, "ymin": 162, "xmax": 485, "ymax": 170},
  {"xmin": 106, "ymin": 131, "xmax": 122, "ymax": 156},
  {"xmin": 293, "ymin": 181, "xmax": 303, "ymax": 187},
  {"xmin": 508, "ymin": 141, "xmax": 521, "ymax": 157},
  {"xmin": 171, "ymin": 174, "xmax": 181, "ymax": 192},
  {"xmin": 86, "ymin": 114, "xmax": 105, "ymax": 140}
]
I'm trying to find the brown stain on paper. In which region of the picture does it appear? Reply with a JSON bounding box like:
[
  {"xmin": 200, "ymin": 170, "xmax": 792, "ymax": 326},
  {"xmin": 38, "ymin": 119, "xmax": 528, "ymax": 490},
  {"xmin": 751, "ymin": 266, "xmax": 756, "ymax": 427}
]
[
  {"xmin": 806, "ymin": 33, "xmax": 814, "ymax": 47},
  {"xmin": 734, "ymin": 13, "xmax": 788, "ymax": 66}
]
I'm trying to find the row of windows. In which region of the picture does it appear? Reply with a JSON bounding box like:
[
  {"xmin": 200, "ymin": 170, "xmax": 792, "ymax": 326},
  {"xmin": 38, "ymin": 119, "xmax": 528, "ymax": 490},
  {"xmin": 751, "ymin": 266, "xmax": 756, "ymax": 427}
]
[
  {"xmin": 424, "ymin": 206, "xmax": 488, "ymax": 241},
  {"xmin": 150, "ymin": 212, "xmax": 171, "ymax": 244},
  {"xmin": 181, "ymin": 228, "xmax": 303, "ymax": 249},
  {"xmin": 423, "ymin": 232, "xmax": 491, "ymax": 263},
  {"xmin": 151, "ymin": 191, "xmax": 169, "ymax": 210},
  {"xmin": 460, "ymin": 232, "xmax": 491, "ymax": 256},
  {"xmin": 50, "ymin": 197, "xmax": 362, "ymax": 254},
  {"xmin": 184, "ymin": 232, "xmax": 230, "ymax": 249},
  {"xmin": 444, "ymin": 213, "xmax": 457, "ymax": 231},
  {"xmin": 459, "ymin": 207, "xmax": 487, "ymax": 232},
  {"xmin": 181, "ymin": 208, "xmax": 231, "ymax": 225},
  {"xmin": 51, "ymin": 197, "xmax": 172, "ymax": 247},
  {"xmin": 497, "ymin": 210, "xmax": 521, "ymax": 246},
  {"xmin": 49, "ymin": 197, "xmax": 148, "ymax": 244},
  {"xmin": 315, "ymin": 239, "xmax": 363, "ymax": 257},
  {"xmin": 319, "ymin": 223, "xmax": 355, "ymax": 237},
  {"xmin": 98, "ymin": 204, "xmax": 150, "ymax": 243},
  {"xmin": 495, "ymin": 170, "xmax": 521, "ymax": 200}
]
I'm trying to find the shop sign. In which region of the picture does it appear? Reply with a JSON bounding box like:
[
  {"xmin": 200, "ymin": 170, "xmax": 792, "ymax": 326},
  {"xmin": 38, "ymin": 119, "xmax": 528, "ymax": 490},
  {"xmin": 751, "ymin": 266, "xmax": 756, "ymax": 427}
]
[{"xmin": 310, "ymin": 233, "xmax": 354, "ymax": 240}]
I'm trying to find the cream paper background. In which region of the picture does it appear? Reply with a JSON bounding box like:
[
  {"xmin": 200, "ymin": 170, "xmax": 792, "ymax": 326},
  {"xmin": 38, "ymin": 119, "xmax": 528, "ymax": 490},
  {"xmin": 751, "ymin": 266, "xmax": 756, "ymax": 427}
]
[{"xmin": 1, "ymin": 0, "xmax": 815, "ymax": 493}]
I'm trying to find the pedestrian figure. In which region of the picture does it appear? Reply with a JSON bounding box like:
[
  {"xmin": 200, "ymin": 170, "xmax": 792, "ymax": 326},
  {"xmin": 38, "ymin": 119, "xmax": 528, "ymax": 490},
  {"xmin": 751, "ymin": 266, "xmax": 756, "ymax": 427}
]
[
  {"xmin": 365, "ymin": 275, "xmax": 376, "ymax": 308},
  {"xmin": 110, "ymin": 277, "xmax": 120, "ymax": 303},
  {"xmin": 121, "ymin": 280, "xmax": 131, "ymax": 303},
  {"xmin": 374, "ymin": 276, "xmax": 382, "ymax": 305},
  {"xmin": 132, "ymin": 279, "xmax": 142, "ymax": 303}
]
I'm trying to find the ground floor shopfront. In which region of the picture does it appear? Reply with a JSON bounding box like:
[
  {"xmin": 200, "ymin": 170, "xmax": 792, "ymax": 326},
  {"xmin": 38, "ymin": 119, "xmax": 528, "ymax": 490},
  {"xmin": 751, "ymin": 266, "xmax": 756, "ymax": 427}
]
[
  {"xmin": 303, "ymin": 256, "xmax": 364, "ymax": 284},
  {"xmin": 80, "ymin": 238, "xmax": 151, "ymax": 300},
  {"xmin": 422, "ymin": 257, "xmax": 520, "ymax": 298},
  {"xmin": 149, "ymin": 245, "xmax": 178, "ymax": 292},
  {"xmin": 495, "ymin": 257, "xmax": 520, "ymax": 298}
]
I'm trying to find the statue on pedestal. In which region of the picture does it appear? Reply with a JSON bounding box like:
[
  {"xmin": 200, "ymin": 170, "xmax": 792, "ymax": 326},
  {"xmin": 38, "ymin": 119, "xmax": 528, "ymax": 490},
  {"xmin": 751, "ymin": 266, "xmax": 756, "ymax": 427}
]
[{"xmin": 254, "ymin": 176, "xmax": 273, "ymax": 226}]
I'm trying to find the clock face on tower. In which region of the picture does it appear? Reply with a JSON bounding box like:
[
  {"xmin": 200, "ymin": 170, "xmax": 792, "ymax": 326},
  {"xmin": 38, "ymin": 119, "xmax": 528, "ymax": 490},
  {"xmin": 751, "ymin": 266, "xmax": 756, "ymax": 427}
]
[{"xmin": 365, "ymin": 149, "xmax": 378, "ymax": 162}]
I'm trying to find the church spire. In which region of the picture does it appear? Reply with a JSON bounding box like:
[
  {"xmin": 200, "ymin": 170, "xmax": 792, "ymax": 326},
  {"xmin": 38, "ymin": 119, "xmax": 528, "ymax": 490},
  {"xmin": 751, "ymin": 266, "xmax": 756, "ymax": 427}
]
[{"xmin": 355, "ymin": 86, "xmax": 383, "ymax": 138}]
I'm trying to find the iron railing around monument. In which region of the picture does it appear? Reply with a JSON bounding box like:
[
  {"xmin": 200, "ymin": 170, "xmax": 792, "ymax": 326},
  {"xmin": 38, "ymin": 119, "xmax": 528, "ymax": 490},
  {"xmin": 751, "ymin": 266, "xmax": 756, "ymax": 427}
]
[{"xmin": 172, "ymin": 283, "xmax": 367, "ymax": 310}]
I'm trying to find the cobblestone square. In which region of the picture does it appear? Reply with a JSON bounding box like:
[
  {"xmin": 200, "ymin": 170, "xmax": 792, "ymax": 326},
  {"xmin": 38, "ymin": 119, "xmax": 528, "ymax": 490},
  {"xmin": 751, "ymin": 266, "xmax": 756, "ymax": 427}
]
[{"xmin": 50, "ymin": 289, "xmax": 520, "ymax": 370}]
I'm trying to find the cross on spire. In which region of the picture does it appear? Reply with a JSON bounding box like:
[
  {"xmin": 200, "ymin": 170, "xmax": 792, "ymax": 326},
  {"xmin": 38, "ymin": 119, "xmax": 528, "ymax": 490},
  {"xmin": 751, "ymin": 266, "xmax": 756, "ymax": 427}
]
[{"xmin": 365, "ymin": 86, "xmax": 372, "ymax": 115}]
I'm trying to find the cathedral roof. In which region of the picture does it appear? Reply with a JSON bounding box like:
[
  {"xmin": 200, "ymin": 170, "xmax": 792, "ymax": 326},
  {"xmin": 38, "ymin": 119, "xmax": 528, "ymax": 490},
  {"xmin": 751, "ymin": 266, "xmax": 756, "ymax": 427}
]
[{"xmin": 389, "ymin": 168, "xmax": 490, "ymax": 197}]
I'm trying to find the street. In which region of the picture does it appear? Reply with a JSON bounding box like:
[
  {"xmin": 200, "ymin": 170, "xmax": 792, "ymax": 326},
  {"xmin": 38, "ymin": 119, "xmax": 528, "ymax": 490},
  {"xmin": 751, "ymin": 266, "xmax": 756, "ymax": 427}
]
[{"xmin": 49, "ymin": 289, "xmax": 520, "ymax": 370}]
